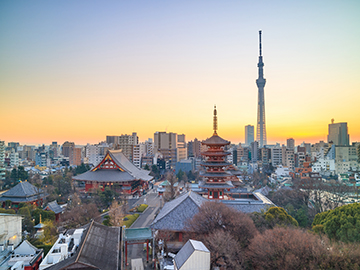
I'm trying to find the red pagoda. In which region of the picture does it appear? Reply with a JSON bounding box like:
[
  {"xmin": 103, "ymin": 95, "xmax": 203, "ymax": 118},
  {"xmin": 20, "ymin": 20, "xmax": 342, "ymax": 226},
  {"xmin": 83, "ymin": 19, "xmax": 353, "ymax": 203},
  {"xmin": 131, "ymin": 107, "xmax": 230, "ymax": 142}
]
[{"xmin": 199, "ymin": 106, "xmax": 234, "ymax": 200}]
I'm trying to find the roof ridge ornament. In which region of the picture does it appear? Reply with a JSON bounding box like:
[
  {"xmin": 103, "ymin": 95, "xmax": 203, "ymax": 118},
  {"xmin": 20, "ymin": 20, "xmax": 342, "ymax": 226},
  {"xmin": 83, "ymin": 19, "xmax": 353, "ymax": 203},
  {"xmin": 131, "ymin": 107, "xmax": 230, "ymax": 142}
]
[{"xmin": 213, "ymin": 105, "xmax": 218, "ymax": 136}]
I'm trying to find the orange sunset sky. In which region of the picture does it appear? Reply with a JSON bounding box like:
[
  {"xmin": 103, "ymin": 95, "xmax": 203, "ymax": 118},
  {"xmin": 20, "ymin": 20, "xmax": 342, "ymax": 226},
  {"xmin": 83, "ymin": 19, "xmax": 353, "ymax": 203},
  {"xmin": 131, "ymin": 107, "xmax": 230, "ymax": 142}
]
[{"xmin": 1, "ymin": 1, "xmax": 360, "ymax": 146}]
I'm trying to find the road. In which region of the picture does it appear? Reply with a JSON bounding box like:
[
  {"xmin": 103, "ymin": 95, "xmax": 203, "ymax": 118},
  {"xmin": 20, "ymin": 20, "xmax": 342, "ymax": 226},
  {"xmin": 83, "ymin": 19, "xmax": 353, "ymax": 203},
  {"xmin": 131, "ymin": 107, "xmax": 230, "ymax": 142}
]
[{"xmin": 125, "ymin": 189, "xmax": 162, "ymax": 270}]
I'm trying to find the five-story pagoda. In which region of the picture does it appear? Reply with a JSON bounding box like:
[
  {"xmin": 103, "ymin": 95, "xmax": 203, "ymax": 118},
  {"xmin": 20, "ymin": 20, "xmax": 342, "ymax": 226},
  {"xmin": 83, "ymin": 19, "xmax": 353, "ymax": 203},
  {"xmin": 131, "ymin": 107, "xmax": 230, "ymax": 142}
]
[{"xmin": 199, "ymin": 106, "xmax": 234, "ymax": 199}]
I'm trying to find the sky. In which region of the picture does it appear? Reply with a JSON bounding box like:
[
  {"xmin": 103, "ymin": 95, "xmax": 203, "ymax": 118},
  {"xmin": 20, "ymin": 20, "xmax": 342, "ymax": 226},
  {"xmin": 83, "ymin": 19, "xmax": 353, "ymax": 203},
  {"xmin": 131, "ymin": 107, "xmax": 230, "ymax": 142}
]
[{"xmin": 1, "ymin": 0, "xmax": 360, "ymax": 146}]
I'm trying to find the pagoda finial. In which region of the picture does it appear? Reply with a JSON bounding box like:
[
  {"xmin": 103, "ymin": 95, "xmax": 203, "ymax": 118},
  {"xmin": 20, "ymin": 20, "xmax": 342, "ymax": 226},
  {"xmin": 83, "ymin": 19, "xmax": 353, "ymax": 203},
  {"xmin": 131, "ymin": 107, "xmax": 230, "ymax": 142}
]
[
  {"xmin": 259, "ymin": 30, "xmax": 262, "ymax": 56},
  {"xmin": 39, "ymin": 214, "xmax": 42, "ymax": 224},
  {"xmin": 213, "ymin": 105, "xmax": 218, "ymax": 136}
]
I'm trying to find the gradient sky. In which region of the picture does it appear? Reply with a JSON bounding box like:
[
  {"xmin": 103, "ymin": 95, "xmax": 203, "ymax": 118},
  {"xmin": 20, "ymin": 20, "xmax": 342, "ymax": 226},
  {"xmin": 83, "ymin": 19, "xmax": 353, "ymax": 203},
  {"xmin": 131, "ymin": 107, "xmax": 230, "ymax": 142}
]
[{"xmin": 1, "ymin": 0, "xmax": 360, "ymax": 146}]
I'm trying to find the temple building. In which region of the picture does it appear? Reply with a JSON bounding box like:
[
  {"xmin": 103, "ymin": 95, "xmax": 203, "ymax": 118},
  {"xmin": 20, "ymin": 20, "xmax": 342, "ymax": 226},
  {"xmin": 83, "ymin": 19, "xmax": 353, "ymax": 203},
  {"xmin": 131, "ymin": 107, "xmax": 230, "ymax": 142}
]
[
  {"xmin": 199, "ymin": 106, "xmax": 234, "ymax": 199},
  {"xmin": 73, "ymin": 149, "xmax": 152, "ymax": 195},
  {"xmin": 0, "ymin": 181, "xmax": 46, "ymax": 209}
]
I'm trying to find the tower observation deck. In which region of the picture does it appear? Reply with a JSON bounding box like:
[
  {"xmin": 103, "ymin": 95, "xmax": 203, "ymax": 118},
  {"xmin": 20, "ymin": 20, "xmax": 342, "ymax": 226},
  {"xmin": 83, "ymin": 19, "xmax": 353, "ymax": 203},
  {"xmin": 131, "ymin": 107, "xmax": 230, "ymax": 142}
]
[{"xmin": 256, "ymin": 30, "xmax": 267, "ymax": 147}]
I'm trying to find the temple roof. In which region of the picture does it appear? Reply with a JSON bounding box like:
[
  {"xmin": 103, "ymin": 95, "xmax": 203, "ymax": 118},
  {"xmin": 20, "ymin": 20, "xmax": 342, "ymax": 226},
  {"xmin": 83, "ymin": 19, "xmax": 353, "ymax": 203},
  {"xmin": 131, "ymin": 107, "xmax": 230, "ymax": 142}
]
[
  {"xmin": 73, "ymin": 150, "xmax": 152, "ymax": 183},
  {"xmin": 0, "ymin": 181, "xmax": 46, "ymax": 202},
  {"xmin": 202, "ymin": 134, "xmax": 230, "ymax": 146},
  {"xmin": 151, "ymin": 191, "xmax": 206, "ymax": 231},
  {"xmin": 44, "ymin": 200, "xmax": 63, "ymax": 214},
  {"xmin": 199, "ymin": 181, "xmax": 234, "ymax": 189}
]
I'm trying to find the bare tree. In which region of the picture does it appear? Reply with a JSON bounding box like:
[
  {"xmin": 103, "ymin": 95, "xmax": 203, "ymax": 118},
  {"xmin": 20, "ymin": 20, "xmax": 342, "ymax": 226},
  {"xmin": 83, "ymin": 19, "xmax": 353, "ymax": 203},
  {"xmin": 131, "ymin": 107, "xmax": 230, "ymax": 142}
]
[
  {"xmin": 163, "ymin": 171, "xmax": 178, "ymax": 202},
  {"xmin": 108, "ymin": 200, "xmax": 125, "ymax": 226}
]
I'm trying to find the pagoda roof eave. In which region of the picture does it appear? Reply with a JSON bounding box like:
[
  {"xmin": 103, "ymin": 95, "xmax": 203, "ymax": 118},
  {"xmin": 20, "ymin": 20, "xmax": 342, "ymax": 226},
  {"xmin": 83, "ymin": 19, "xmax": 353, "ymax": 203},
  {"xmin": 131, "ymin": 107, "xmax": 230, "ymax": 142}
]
[{"xmin": 202, "ymin": 135, "xmax": 230, "ymax": 146}]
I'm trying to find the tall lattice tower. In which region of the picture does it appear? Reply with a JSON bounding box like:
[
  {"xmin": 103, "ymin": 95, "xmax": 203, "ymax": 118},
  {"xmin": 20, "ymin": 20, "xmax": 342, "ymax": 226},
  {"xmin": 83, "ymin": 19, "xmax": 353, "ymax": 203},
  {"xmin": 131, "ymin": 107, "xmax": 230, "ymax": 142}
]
[{"xmin": 256, "ymin": 30, "xmax": 267, "ymax": 147}]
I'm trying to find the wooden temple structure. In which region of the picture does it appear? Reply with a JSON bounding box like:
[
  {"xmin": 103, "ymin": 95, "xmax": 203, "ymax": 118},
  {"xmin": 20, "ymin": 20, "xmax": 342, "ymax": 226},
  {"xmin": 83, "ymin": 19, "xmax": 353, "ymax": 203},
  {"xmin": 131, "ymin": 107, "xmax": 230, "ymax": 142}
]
[
  {"xmin": 73, "ymin": 150, "xmax": 153, "ymax": 195},
  {"xmin": 199, "ymin": 106, "xmax": 234, "ymax": 199}
]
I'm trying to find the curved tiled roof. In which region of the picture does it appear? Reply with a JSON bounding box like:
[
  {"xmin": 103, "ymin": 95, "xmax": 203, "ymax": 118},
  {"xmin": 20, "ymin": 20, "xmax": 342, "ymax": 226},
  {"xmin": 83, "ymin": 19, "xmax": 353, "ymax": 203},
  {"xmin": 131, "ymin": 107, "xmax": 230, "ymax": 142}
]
[
  {"xmin": 0, "ymin": 181, "xmax": 45, "ymax": 202},
  {"xmin": 73, "ymin": 150, "xmax": 152, "ymax": 182},
  {"xmin": 151, "ymin": 191, "xmax": 206, "ymax": 231},
  {"xmin": 202, "ymin": 135, "xmax": 230, "ymax": 145}
]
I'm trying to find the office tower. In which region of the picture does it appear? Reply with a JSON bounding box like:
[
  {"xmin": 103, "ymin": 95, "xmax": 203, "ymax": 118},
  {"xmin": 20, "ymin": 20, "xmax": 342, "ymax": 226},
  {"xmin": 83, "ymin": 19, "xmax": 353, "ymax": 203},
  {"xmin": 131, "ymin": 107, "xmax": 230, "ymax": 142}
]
[
  {"xmin": 62, "ymin": 141, "xmax": 75, "ymax": 157},
  {"xmin": 327, "ymin": 119, "xmax": 349, "ymax": 146},
  {"xmin": 287, "ymin": 138, "xmax": 295, "ymax": 150},
  {"xmin": 177, "ymin": 134, "xmax": 187, "ymax": 161},
  {"xmin": 154, "ymin": 132, "xmax": 178, "ymax": 168},
  {"xmin": 245, "ymin": 125, "xmax": 255, "ymax": 146},
  {"xmin": 256, "ymin": 30, "xmax": 267, "ymax": 147},
  {"xmin": 250, "ymin": 141, "xmax": 259, "ymax": 163},
  {"xmin": 117, "ymin": 133, "xmax": 139, "ymax": 161}
]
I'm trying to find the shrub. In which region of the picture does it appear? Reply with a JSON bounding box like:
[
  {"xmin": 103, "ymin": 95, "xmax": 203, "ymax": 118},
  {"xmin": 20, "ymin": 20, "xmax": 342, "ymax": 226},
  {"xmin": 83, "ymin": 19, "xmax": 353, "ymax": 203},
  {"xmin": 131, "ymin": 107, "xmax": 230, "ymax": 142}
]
[
  {"xmin": 123, "ymin": 213, "xmax": 139, "ymax": 228},
  {"xmin": 137, "ymin": 204, "xmax": 148, "ymax": 213}
]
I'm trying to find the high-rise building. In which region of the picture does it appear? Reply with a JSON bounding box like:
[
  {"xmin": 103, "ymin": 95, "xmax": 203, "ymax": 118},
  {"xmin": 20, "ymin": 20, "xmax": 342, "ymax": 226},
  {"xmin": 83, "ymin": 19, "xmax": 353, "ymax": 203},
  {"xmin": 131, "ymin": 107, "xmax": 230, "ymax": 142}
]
[
  {"xmin": 287, "ymin": 138, "xmax": 295, "ymax": 150},
  {"xmin": 117, "ymin": 133, "xmax": 138, "ymax": 161},
  {"xmin": 256, "ymin": 30, "xmax": 267, "ymax": 148},
  {"xmin": 177, "ymin": 134, "xmax": 187, "ymax": 161},
  {"xmin": 154, "ymin": 132, "xmax": 178, "ymax": 168},
  {"xmin": 0, "ymin": 141, "xmax": 5, "ymax": 181},
  {"xmin": 327, "ymin": 120, "xmax": 349, "ymax": 146},
  {"xmin": 245, "ymin": 125, "xmax": 254, "ymax": 146},
  {"xmin": 62, "ymin": 141, "xmax": 75, "ymax": 157},
  {"xmin": 69, "ymin": 147, "xmax": 82, "ymax": 166}
]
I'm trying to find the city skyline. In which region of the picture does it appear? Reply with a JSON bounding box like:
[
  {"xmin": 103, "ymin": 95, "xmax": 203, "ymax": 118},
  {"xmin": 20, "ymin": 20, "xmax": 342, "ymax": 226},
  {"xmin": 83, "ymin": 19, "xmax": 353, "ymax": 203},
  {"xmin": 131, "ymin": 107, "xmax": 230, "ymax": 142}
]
[{"xmin": 1, "ymin": 1, "xmax": 360, "ymax": 145}]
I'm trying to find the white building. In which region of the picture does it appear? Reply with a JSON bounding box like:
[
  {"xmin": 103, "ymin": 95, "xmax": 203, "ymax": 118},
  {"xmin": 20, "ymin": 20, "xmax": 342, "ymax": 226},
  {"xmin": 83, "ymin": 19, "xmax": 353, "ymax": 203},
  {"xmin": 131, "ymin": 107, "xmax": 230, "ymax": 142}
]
[
  {"xmin": 174, "ymin": 239, "xmax": 210, "ymax": 270},
  {"xmin": 40, "ymin": 228, "xmax": 85, "ymax": 270},
  {"xmin": 133, "ymin": 143, "xmax": 146, "ymax": 168},
  {"xmin": 271, "ymin": 147, "xmax": 282, "ymax": 166},
  {"xmin": 0, "ymin": 213, "xmax": 22, "ymax": 248},
  {"xmin": 10, "ymin": 149, "xmax": 19, "ymax": 168}
]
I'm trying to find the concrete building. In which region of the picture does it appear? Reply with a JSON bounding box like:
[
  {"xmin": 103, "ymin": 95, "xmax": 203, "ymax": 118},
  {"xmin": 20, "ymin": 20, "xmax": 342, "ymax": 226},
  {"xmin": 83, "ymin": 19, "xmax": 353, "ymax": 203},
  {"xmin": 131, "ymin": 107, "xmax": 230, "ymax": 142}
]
[
  {"xmin": 335, "ymin": 145, "xmax": 358, "ymax": 174},
  {"xmin": 328, "ymin": 120, "xmax": 349, "ymax": 146},
  {"xmin": 250, "ymin": 141, "xmax": 259, "ymax": 163},
  {"xmin": 271, "ymin": 146, "xmax": 283, "ymax": 166},
  {"xmin": 69, "ymin": 147, "xmax": 82, "ymax": 166},
  {"xmin": 237, "ymin": 144, "xmax": 249, "ymax": 164},
  {"xmin": 9, "ymin": 149, "xmax": 19, "ymax": 168},
  {"xmin": 133, "ymin": 143, "xmax": 146, "ymax": 168},
  {"xmin": 283, "ymin": 148, "xmax": 295, "ymax": 172},
  {"xmin": 0, "ymin": 141, "xmax": 5, "ymax": 182},
  {"xmin": 177, "ymin": 134, "xmax": 187, "ymax": 162},
  {"xmin": 145, "ymin": 138, "xmax": 154, "ymax": 156},
  {"xmin": 84, "ymin": 144, "xmax": 103, "ymax": 166},
  {"xmin": 0, "ymin": 213, "xmax": 22, "ymax": 248},
  {"xmin": 154, "ymin": 132, "xmax": 178, "ymax": 168},
  {"xmin": 35, "ymin": 152, "xmax": 47, "ymax": 167},
  {"xmin": 187, "ymin": 138, "xmax": 201, "ymax": 158},
  {"xmin": 61, "ymin": 142, "xmax": 75, "ymax": 158},
  {"xmin": 245, "ymin": 125, "xmax": 254, "ymax": 146},
  {"xmin": 174, "ymin": 239, "xmax": 210, "ymax": 270},
  {"xmin": 287, "ymin": 138, "xmax": 295, "ymax": 150},
  {"xmin": 117, "ymin": 132, "xmax": 139, "ymax": 161},
  {"xmin": 105, "ymin": 135, "xmax": 119, "ymax": 147}
]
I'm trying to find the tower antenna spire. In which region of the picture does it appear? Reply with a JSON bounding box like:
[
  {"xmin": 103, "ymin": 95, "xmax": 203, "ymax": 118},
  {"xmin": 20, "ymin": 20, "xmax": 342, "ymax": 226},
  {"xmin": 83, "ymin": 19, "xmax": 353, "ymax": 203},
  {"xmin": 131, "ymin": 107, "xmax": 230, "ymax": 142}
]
[
  {"xmin": 259, "ymin": 30, "xmax": 262, "ymax": 56},
  {"xmin": 213, "ymin": 105, "xmax": 218, "ymax": 136}
]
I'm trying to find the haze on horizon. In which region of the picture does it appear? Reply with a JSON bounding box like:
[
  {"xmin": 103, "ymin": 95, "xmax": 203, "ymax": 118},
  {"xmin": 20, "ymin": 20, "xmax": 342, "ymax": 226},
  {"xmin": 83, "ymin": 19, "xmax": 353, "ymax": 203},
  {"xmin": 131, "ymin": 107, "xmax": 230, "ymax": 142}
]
[{"xmin": 1, "ymin": 1, "xmax": 360, "ymax": 146}]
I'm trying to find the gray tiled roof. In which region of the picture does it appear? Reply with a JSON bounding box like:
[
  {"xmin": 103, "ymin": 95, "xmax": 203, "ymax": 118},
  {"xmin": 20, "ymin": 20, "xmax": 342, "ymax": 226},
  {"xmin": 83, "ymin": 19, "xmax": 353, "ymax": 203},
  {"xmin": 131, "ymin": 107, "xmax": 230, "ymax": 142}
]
[
  {"xmin": 174, "ymin": 239, "xmax": 209, "ymax": 269},
  {"xmin": 202, "ymin": 135, "xmax": 230, "ymax": 145},
  {"xmin": 45, "ymin": 200, "xmax": 63, "ymax": 214},
  {"xmin": 46, "ymin": 221, "xmax": 121, "ymax": 270},
  {"xmin": 0, "ymin": 182, "xmax": 45, "ymax": 202},
  {"xmin": 152, "ymin": 191, "xmax": 275, "ymax": 232},
  {"xmin": 151, "ymin": 191, "xmax": 206, "ymax": 231}
]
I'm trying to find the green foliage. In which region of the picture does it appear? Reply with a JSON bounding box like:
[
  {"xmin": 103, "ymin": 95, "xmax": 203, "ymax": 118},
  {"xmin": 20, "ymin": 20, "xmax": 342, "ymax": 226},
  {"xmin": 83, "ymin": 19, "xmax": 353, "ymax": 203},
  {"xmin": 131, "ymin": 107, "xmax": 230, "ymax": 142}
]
[
  {"xmin": 136, "ymin": 204, "xmax": 148, "ymax": 213},
  {"xmin": 103, "ymin": 215, "xmax": 111, "ymax": 226},
  {"xmin": 144, "ymin": 164, "xmax": 150, "ymax": 171},
  {"xmin": 74, "ymin": 163, "xmax": 91, "ymax": 175},
  {"xmin": 32, "ymin": 209, "xmax": 55, "ymax": 224},
  {"xmin": 97, "ymin": 187, "xmax": 117, "ymax": 207},
  {"xmin": 123, "ymin": 213, "xmax": 139, "ymax": 228},
  {"xmin": 264, "ymin": 207, "xmax": 298, "ymax": 227},
  {"xmin": 0, "ymin": 208, "xmax": 16, "ymax": 214},
  {"xmin": 312, "ymin": 203, "xmax": 360, "ymax": 242},
  {"xmin": 176, "ymin": 169, "xmax": 185, "ymax": 181}
]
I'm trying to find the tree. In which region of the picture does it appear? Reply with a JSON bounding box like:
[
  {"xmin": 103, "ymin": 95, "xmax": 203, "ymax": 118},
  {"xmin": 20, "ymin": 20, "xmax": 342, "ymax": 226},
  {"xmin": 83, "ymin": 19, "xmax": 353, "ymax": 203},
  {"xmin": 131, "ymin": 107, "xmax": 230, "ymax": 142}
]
[
  {"xmin": 312, "ymin": 203, "xmax": 360, "ymax": 243},
  {"xmin": 144, "ymin": 164, "xmax": 150, "ymax": 171},
  {"xmin": 150, "ymin": 165, "xmax": 160, "ymax": 179},
  {"xmin": 247, "ymin": 227, "xmax": 326, "ymax": 269},
  {"xmin": 186, "ymin": 201, "xmax": 258, "ymax": 269},
  {"xmin": 108, "ymin": 200, "xmax": 125, "ymax": 226},
  {"xmin": 163, "ymin": 171, "xmax": 178, "ymax": 202},
  {"xmin": 176, "ymin": 169, "xmax": 185, "ymax": 181}
]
